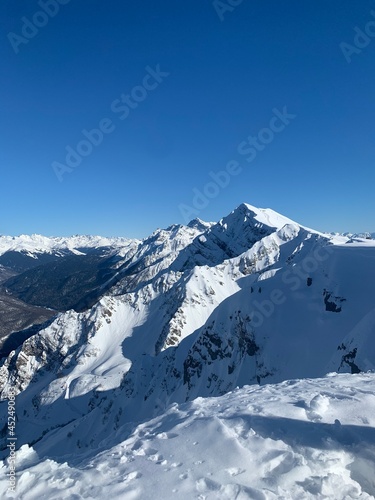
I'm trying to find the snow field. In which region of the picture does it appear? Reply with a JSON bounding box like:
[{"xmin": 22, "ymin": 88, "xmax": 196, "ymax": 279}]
[{"xmin": 2, "ymin": 372, "xmax": 375, "ymax": 499}]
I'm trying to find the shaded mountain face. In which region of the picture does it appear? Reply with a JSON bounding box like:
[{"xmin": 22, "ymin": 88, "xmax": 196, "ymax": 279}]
[
  {"xmin": 3, "ymin": 248, "xmax": 130, "ymax": 312},
  {"xmin": 0, "ymin": 266, "xmax": 17, "ymax": 284},
  {"xmin": 0, "ymin": 294, "xmax": 55, "ymax": 357},
  {"xmin": 0, "ymin": 250, "xmax": 62, "ymax": 273},
  {"xmin": 0, "ymin": 203, "xmax": 375, "ymax": 462},
  {"xmin": 0, "ymin": 237, "xmax": 138, "ymax": 355}
]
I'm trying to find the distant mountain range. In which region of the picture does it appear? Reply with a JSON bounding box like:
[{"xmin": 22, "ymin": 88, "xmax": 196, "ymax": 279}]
[
  {"xmin": 0, "ymin": 235, "xmax": 138, "ymax": 353},
  {"xmin": 1, "ymin": 203, "xmax": 375, "ymax": 482}
]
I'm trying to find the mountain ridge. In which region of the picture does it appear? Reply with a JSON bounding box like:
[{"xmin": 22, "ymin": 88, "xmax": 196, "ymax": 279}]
[{"xmin": 0, "ymin": 202, "xmax": 375, "ymax": 478}]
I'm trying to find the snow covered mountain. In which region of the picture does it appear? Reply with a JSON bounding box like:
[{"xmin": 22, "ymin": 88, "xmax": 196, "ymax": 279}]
[
  {"xmin": 0, "ymin": 235, "xmax": 139, "ymax": 353},
  {"xmin": 0, "ymin": 234, "xmax": 133, "ymax": 258},
  {"xmin": 1, "ymin": 203, "xmax": 375, "ymax": 499}
]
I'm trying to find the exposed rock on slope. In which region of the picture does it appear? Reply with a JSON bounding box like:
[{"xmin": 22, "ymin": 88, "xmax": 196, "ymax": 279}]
[{"xmin": 1, "ymin": 203, "xmax": 375, "ymax": 464}]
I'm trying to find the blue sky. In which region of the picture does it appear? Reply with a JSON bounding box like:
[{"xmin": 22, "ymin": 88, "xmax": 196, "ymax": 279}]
[{"xmin": 1, "ymin": 0, "xmax": 375, "ymax": 238}]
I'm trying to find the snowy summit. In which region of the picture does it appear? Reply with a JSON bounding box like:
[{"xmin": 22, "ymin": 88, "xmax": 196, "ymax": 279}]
[{"xmin": 0, "ymin": 203, "xmax": 375, "ymax": 499}]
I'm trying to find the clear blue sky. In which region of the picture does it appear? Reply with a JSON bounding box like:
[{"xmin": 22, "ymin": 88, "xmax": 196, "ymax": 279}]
[{"xmin": 1, "ymin": 0, "xmax": 375, "ymax": 238}]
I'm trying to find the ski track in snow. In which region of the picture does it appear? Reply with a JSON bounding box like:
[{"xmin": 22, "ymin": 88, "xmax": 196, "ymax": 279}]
[{"xmin": 1, "ymin": 373, "xmax": 375, "ymax": 499}]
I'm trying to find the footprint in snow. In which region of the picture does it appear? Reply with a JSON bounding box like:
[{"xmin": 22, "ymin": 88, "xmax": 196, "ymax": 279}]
[
  {"xmin": 196, "ymin": 477, "xmax": 221, "ymax": 493},
  {"xmin": 220, "ymin": 483, "xmax": 267, "ymax": 500},
  {"xmin": 147, "ymin": 452, "xmax": 164, "ymax": 463},
  {"xmin": 156, "ymin": 432, "xmax": 178, "ymax": 439},
  {"xmin": 226, "ymin": 467, "xmax": 245, "ymax": 477},
  {"xmin": 132, "ymin": 443, "xmax": 160, "ymax": 458},
  {"xmin": 123, "ymin": 471, "xmax": 142, "ymax": 482},
  {"xmin": 144, "ymin": 447, "xmax": 158, "ymax": 456},
  {"xmin": 131, "ymin": 440, "xmax": 144, "ymax": 451}
]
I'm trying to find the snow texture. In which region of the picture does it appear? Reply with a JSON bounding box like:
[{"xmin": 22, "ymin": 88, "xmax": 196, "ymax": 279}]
[
  {"xmin": 1, "ymin": 373, "xmax": 375, "ymax": 499},
  {"xmin": 0, "ymin": 203, "xmax": 374, "ymax": 499}
]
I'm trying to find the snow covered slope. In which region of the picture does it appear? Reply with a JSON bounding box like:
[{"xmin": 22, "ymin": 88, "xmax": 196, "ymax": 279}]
[
  {"xmin": 0, "ymin": 203, "xmax": 374, "ymax": 499},
  {"xmin": 1, "ymin": 373, "xmax": 374, "ymax": 499},
  {"xmin": 0, "ymin": 236, "xmax": 141, "ymax": 354}
]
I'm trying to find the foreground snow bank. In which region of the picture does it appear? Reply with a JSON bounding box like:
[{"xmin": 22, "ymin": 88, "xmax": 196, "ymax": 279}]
[{"xmin": 2, "ymin": 372, "xmax": 375, "ymax": 499}]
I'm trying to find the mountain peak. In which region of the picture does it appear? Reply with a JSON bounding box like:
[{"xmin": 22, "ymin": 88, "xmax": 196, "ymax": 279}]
[
  {"xmin": 187, "ymin": 218, "xmax": 212, "ymax": 231},
  {"xmin": 1, "ymin": 202, "xmax": 375, "ymax": 499},
  {"xmin": 223, "ymin": 203, "xmax": 298, "ymax": 232}
]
